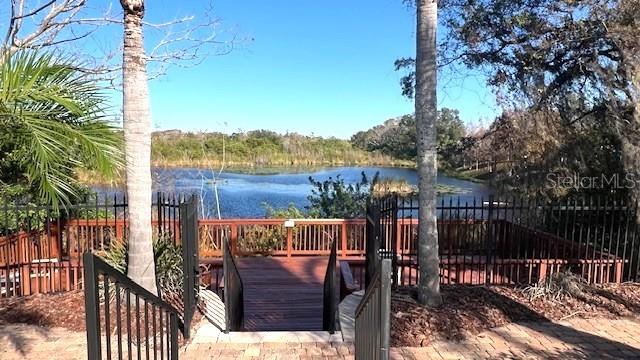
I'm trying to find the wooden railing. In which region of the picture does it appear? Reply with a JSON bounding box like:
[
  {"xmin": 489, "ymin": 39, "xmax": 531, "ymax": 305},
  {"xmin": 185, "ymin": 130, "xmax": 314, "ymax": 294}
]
[
  {"xmin": 504, "ymin": 222, "xmax": 624, "ymax": 284},
  {"xmin": 11, "ymin": 218, "xmax": 621, "ymax": 266},
  {"xmin": 2, "ymin": 215, "xmax": 632, "ymax": 299},
  {"xmin": 62, "ymin": 219, "xmax": 182, "ymax": 260},
  {"xmin": 0, "ymin": 219, "xmax": 181, "ymax": 298},
  {"xmin": 0, "ymin": 228, "xmax": 61, "ymax": 267},
  {"xmin": 10, "ymin": 218, "xmax": 503, "ymax": 263},
  {"xmin": 198, "ymin": 219, "xmax": 373, "ymax": 258}
]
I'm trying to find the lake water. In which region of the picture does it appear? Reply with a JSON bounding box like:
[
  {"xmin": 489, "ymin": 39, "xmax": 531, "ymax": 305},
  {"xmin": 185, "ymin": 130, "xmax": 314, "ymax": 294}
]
[{"xmin": 97, "ymin": 167, "xmax": 491, "ymax": 218}]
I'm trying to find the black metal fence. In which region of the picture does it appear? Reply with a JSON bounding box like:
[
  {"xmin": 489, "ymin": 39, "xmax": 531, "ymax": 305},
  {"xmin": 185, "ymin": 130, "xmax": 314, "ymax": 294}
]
[
  {"xmin": 0, "ymin": 193, "xmax": 191, "ymax": 298},
  {"xmin": 322, "ymin": 239, "xmax": 337, "ymax": 333},
  {"xmin": 367, "ymin": 194, "xmax": 640, "ymax": 286},
  {"xmin": 365, "ymin": 199, "xmax": 381, "ymax": 289},
  {"xmin": 83, "ymin": 253, "xmax": 182, "ymax": 360},
  {"xmin": 223, "ymin": 237, "xmax": 244, "ymax": 331},
  {"xmin": 355, "ymin": 258, "xmax": 391, "ymax": 360}
]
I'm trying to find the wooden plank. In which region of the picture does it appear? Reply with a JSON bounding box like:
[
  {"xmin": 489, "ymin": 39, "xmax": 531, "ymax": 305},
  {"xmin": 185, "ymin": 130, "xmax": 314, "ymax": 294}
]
[{"xmin": 236, "ymin": 257, "xmax": 328, "ymax": 331}]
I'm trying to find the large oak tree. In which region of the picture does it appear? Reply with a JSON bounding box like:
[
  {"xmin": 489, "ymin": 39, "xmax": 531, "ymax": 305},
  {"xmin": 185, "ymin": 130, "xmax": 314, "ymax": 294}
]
[{"xmin": 440, "ymin": 0, "xmax": 640, "ymax": 207}]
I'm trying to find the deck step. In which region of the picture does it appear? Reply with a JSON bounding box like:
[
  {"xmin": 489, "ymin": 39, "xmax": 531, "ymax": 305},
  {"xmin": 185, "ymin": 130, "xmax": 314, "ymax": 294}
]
[
  {"xmin": 191, "ymin": 321, "xmax": 344, "ymax": 344},
  {"xmin": 338, "ymin": 290, "xmax": 363, "ymax": 343},
  {"xmin": 236, "ymin": 256, "xmax": 330, "ymax": 331}
]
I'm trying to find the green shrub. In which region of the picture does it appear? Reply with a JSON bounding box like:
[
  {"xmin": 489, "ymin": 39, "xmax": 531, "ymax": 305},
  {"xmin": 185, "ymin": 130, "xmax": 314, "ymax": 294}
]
[
  {"xmin": 262, "ymin": 202, "xmax": 306, "ymax": 219},
  {"xmin": 307, "ymin": 171, "xmax": 378, "ymax": 218},
  {"xmin": 95, "ymin": 235, "xmax": 184, "ymax": 302},
  {"xmin": 238, "ymin": 225, "xmax": 285, "ymax": 255}
]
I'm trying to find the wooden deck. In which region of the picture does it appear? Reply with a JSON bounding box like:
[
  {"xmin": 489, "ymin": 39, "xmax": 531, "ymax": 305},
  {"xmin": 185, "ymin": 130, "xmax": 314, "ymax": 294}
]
[{"xmin": 236, "ymin": 256, "xmax": 329, "ymax": 331}]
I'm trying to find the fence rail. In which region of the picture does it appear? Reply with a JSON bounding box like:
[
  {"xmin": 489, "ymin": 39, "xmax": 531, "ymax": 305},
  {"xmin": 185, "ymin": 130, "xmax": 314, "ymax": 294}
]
[
  {"xmin": 83, "ymin": 253, "xmax": 183, "ymax": 360},
  {"xmin": 367, "ymin": 195, "xmax": 640, "ymax": 287},
  {"xmin": 355, "ymin": 259, "xmax": 391, "ymax": 360},
  {"xmin": 0, "ymin": 193, "xmax": 186, "ymax": 298},
  {"xmin": 4, "ymin": 193, "xmax": 640, "ymax": 298}
]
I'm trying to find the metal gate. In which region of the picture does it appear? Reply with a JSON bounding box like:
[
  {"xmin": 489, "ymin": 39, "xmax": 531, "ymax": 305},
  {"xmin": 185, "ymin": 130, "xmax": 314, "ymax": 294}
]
[{"xmin": 180, "ymin": 195, "xmax": 199, "ymax": 339}]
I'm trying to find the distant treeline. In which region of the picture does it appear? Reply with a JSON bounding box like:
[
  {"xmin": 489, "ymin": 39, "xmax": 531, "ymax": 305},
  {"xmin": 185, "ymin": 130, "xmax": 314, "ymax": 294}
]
[
  {"xmin": 151, "ymin": 130, "xmax": 413, "ymax": 168},
  {"xmin": 351, "ymin": 108, "xmax": 467, "ymax": 171}
]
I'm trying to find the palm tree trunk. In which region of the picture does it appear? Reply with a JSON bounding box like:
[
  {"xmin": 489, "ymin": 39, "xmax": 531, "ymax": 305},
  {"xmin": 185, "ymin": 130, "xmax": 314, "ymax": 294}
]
[
  {"xmin": 121, "ymin": 0, "xmax": 157, "ymax": 294},
  {"xmin": 415, "ymin": 0, "xmax": 442, "ymax": 306}
]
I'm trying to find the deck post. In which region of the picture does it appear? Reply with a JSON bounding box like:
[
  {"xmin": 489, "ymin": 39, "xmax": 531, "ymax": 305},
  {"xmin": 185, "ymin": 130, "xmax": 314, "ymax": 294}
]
[
  {"xmin": 615, "ymin": 261, "xmax": 623, "ymax": 283},
  {"xmin": 395, "ymin": 217, "xmax": 402, "ymax": 255},
  {"xmin": 116, "ymin": 220, "xmax": 124, "ymax": 240},
  {"xmin": 230, "ymin": 224, "xmax": 238, "ymax": 256},
  {"xmin": 538, "ymin": 261, "xmax": 548, "ymax": 282},
  {"xmin": 20, "ymin": 264, "xmax": 31, "ymax": 296},
  {"xmin": 341, "ymin": 222, "xmax": 347, "ymax": 257},
  {"xmin": 287, "ymin": 228, "xmax": 293, "ymax": 257}
]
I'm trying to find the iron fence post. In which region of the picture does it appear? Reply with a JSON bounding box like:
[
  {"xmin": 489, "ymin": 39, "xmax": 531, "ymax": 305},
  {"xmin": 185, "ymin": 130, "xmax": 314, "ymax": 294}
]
[
  {"xmin": 179, "ymin": 195, "xmax": 200, "ymax": 339},
  {"xmin": 180, "ymin": 200, "xmax": 190, "ymax": 338},
  {"xmin": 391, "ymin": 194, "xmax": 398, "ymax": 286},
  {"xmin": 82, "ymin": 253, "xmax": 101, "ymax": 360},
  {"xmin": 157, "ymin": 191, "xmax": 162, "ymax": 237},
  {"xmin": 223, "ymin": 238, "xmax": 230, "ymax": 333},
  {"xmin": 365, "ymin": 198, "xmax": 381, "ymax": 289},
  {"xmin": 170, "ymin": 313, "xmax": 179, "ymax": 359},
  {"xmin": 486, "ymin": 195, "xmax": 494, "ymax": 284},
  {"xmin": 380, "ymin": 259, "xmax": 391, "ymax": 360}
]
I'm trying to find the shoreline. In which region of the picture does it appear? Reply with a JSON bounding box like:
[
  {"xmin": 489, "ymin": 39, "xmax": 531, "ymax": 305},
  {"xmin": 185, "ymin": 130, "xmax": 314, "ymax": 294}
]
[
  {"xmin": 151, "ymin": 159, "xmax": 415, "ymax": 170},
  {"xmin": 79, "ymin": 162, "xmax": 415, "ymax": 186},
  {"xmin": 78, "ymin": 163, "xmax": 482, "ymax": 186}
]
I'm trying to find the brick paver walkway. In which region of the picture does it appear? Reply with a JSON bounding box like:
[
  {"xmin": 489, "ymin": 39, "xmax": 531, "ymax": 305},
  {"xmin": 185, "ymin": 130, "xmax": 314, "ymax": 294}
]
[
  {"xmin": 394, "ymin": 318, "xmax": 640, "ymax": 359},
  {"xmin": 3, "ymin": 317, "xmax": 640, "ymax": 359},
  {"xmin": 0, "ymin": 324, "xmax": 87, "ymax": 360}
]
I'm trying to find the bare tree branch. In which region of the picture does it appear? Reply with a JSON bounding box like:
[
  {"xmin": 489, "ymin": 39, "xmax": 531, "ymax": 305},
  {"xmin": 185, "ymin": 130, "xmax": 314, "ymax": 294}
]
[{"xmin": 1, "ymin": 0, "xmax": 244, "ymax": 85}]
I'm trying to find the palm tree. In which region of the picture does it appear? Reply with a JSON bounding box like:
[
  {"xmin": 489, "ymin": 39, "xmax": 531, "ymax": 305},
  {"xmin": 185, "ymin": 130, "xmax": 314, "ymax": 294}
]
[
  {"xmin": 0, "ymin": 51, "xmax": 122, "ymax": 207},
  {"xmin": 415, "ymin": 0, "xmax": 442, "ymax": 306},
  {"xmin": 120, "ymin": 0, "xmax": 157, "ymax": 293}
]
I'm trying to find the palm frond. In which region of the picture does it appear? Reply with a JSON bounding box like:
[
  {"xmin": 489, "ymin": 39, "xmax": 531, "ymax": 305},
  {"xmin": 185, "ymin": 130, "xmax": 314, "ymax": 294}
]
[{"xmin": 0, "ymin": 50, "xmax": 123, "ymax": 208}]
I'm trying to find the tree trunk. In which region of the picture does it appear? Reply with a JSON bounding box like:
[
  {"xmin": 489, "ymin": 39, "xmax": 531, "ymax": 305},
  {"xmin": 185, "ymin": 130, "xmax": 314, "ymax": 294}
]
[
  {"xmin": 624, "ymin": 72, "xmax": 640, "ymax": 225},
  {"xmin": 415, "ymin": 0, "xmax": 442, "ymax": 306},
  {"xmin": 121, "ymin": 0, "xmax": 157, "ymax": 294}
]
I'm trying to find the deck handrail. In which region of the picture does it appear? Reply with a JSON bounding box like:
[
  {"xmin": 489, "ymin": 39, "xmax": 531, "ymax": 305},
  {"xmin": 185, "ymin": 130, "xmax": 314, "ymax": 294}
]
[
  {"xmin": 83, "ymin": 253, "xmax": 183, "ymax": 359},
  {"xmin": 223, "ymin": 237, "xmax": 244, "ymax": 332},
  {"xmin": 355, "ymin": 258, "xmax": 391, "ymax": 360},
  {"xmin": 322, "ymin": 239, "xmax": 337, "ymax": 333}
]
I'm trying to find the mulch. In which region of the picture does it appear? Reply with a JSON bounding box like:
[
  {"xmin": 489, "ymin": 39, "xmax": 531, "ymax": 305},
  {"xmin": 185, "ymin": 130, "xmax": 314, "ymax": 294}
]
[
  {"xmin": 0, "ymin": 290, "xmax": 202, "ymax": 339},
  {"xmin": 391, "ymin": 283, "xmax": 640, "ymax": 347},
  {"xmin": 0, "ymin": 290, "xmax": 87, "ymax": 331}
]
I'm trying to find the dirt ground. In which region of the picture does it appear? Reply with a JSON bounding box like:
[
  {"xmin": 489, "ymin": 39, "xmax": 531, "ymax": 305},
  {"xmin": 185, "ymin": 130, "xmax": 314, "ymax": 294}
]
[
  {"xmin": 0, "ymin": 290, "xmax": 87, "ymax": 331},
  {"xmin": 391, "ymin": 283, "xmax": 640, "ymax": 347},
  {"xmin": 0, "ymin": 290, "xmax": 199, "ymax": 335}
]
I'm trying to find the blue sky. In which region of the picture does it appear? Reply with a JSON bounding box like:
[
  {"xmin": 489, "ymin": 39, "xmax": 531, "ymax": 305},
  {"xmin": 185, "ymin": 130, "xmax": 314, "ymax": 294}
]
[{"xmin": 139, "ymin": 0, "xmax": 498, "ymax": 138}]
